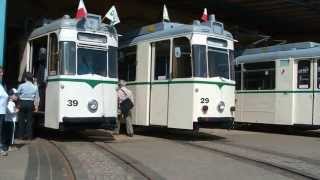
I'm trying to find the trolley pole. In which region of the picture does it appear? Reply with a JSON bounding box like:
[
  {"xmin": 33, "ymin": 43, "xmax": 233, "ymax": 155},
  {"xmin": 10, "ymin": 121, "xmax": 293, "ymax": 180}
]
[{"xmin": 0, "ymin": 0, "xmax": 7, "ymax": 68}]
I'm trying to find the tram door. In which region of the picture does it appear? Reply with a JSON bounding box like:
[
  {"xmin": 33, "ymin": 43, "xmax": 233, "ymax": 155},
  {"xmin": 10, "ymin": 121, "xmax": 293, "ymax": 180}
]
[
  {"xmin": 149, "ymin": 40, "xmax": 171, "ymax": 126},
  {"xmin": 294, "ymin": 59, "xmax": 314, "ymax": 125},
  {"xmin": 313, "ymin": 59, "xmax": 320, "ymax": 125}
]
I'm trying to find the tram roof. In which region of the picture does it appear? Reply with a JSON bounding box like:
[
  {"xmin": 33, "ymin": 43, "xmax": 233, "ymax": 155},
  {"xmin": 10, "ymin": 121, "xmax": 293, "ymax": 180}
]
[
  {"xmin": 120, "ymin": 15, "xmax": 233, "ymax": 46},
  {"xmin": 236, "ymin": 42, "xmax": 320, "ymax": 64},
  {"xmin": 30, "ymin": 14, "xmax": 117, "ymax": 39}
]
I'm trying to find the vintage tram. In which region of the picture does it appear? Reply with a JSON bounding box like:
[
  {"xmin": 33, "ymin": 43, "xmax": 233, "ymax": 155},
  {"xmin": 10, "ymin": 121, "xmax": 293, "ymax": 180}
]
[
  {"xmin": 19, "ymin": 14, "xmax": 118, "ymax": 130},
  {"xmin": 235, "ymin": 42, "xmax": 320, "ymax": 129},
  {"xmin": 119, "ymin": 15, "xmax": 236, "ymax": 130}
]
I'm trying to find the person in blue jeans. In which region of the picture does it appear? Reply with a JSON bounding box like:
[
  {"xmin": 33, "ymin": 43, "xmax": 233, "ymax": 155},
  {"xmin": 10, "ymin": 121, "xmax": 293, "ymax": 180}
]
[{"xmin": 0, "ymin": 67, "xmax": 8, "ymax": 156}]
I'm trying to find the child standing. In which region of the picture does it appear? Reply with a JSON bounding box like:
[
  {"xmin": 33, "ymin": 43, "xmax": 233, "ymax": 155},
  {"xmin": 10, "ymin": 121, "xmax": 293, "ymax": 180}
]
[{"xmin": 4, "ymin": 88, "xmax": 18, "ymax": 151}]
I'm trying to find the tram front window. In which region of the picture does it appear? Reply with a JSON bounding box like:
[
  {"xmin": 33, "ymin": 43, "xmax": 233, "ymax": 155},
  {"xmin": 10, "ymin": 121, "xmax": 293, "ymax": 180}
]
[
  {"xmin": 192, "ymin": 45, "xmax": 207, "ymax": 77},
  {"xmin": 77, "ymin": 48, "xmax": 108, "ymax": 76},
  {"xmin": 60, "ymin": 42, "xmax": 76, "ymax": 75},
  {"xmin": 208, "ymin": 47, "xmax": 229, "ymax": 79}
]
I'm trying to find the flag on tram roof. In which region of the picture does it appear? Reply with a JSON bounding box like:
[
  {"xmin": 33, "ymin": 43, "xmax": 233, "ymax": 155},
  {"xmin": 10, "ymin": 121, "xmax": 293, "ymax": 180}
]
[
  {"xmin": 105, "ymin": 5, "xmax": 120, "ymax": 25},
  {"xmin": 201, "ymin": 8, "xmax": 208, "ymax": 22},
  {"xmin": 76, "ymin": 0, "xmax": 88, "ymax": 20},
  {"xmin": 163, "ymin": 4, "xmax": 170, "ymax": 22}
]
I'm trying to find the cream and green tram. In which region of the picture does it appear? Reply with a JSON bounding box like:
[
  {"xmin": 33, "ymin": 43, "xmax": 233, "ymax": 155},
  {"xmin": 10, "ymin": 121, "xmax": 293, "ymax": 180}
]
[
  {"xmin": 119, "ymin": 15, "xmax": 236, "ymax": 130},
  {"xmin": 19, "ymin": 14, "xmax": 118, "ymax": 130},
  {"xmin": 235, "ymin": 42, "xmax": 320, "ymax": 129}
]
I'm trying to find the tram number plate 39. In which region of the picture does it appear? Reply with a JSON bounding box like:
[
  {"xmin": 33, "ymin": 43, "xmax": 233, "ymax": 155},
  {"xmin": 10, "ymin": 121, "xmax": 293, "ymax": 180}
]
[
  {"xmin": 67, "ymin": 100, "xmax": 79, "ymax": 107},
  {"xmin": 200, "ymin": 98, "xmax": 210, "ymax": 104}
]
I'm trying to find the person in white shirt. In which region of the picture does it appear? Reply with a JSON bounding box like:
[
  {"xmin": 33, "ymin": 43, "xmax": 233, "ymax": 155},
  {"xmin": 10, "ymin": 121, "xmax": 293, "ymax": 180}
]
[
  {"xmin": 0, "ymin": 67, "xmax": 8, "ymax": 156},
  {"xmin": 3, "ymin": 89, "xmax": 18, "ymax": 151},
  {"xmin": 115, "ymin": 80, "xmax": 134, "ymax": 137}
]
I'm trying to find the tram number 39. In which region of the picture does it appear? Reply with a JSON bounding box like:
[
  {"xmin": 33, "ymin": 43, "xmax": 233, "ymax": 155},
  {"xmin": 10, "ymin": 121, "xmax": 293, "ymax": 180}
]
[
  {"xmin": 67, "ymin": 100, "xmax": 79, "ymax": 107},
  {"xmin": 200, "ymin": 98, "xmax": 210, "ymax": 104}
]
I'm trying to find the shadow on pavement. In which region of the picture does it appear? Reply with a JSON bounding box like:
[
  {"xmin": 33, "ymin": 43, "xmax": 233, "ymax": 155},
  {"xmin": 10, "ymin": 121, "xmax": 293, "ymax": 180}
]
[
  {"xmin": 36, "ymin": 128, "xmax": 116, "ymax": 142},
  {"xmin": 234, "ymin": 123, "xmax": 320, "ymax": 138},
  {"xmin": 134, "ymin": 127, "xmax": 225, "ymax": 142}
]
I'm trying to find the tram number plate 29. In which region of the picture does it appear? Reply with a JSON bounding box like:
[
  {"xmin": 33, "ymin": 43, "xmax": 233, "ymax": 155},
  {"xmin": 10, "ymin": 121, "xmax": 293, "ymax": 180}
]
[
  {"xmin": 67, "ymin": 100, "xmax": 79, "ymax": 107},
  {"xmin": 200, "ymin": 98, "xmax": 210, "ymax": 104}
]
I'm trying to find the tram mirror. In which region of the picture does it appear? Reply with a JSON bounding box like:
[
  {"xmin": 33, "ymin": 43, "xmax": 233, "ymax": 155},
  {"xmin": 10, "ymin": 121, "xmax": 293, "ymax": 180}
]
[{"xmin": 175, "ymin": 47, "xmax": 181, "ymax": 58}]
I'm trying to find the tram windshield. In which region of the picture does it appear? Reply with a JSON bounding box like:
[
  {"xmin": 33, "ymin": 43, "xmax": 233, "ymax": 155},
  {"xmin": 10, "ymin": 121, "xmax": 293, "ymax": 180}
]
[
  {"xmin": 60, "ymin": 41, "xmax": 76, "ymax": 75},
  {"xmin": 77, "ymin": 48, "xmax": 108, "ymax": 76},
  {"xmin": 192, "ymin": 45, "xmax": 230, "ymax": 79},
  {"xmin": 208, "ymin": 47, "xmax": 229, "ymax": 79}
]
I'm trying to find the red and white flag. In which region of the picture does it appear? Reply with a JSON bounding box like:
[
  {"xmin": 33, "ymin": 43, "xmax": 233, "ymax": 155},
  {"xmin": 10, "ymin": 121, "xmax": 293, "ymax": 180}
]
[
  {"xmin": 76, "ymin": 0, "xmax": 88, "ymax": 20},
  {"xmin": 201, "ymin": 8, "xmax": 208, "ymax": 22}
]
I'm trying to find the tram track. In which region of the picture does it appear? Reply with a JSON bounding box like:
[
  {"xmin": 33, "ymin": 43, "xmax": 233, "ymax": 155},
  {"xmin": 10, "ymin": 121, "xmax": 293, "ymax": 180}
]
[
  {"xmin": 46, "ymin": 141, "xmax": 77, "ymax": 180},
  {"xmin": 25, "ymin": 139, "xmax": 77, "ymax": 180},
  {"xmin": 179, "ymin": 140, "xmax": 319, "ymax": 180},
  {"xmin": 92, "ymin": 142, "xmax": 165, "ymax": 180}
]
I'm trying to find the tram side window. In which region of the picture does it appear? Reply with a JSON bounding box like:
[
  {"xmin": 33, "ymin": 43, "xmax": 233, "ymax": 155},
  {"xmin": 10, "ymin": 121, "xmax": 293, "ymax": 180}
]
[
  {"xmin": 31, "ymin": 36, "xmax": 48, "ymax": 83},
  {"xmin": 243, "ymin": 62, "xmax": 275, "ymax": 90},
  {"xmin": 235, "ymin": 64, "xmax": 241, "ymax": 90},
  {"xmin": 192, "ymin": 45, "xmax": 207, "ymax": 77},
  {"xmin": 119, "ymin": 46, "xmax": 136, "ymax": 81},
  {"xmin": 49, "ymin": 34, "xmax": 59, "ymax": 76},
  {"xmin": 154, "ymin": 40, "xmax": 170, "ymax": 80},
  {"xmin": 172, "ymin": 37, "xmax": 192, "ymax": 79},
  {"xmin": 297, "ymin": 60, "xmax": 310, "ymax": 89},
  {"xmin": 108, "ymin": 46, "xmax": 118, "ymax": 78},
  {"xmin": 59, "ymin": 42, "xmax": 76, "ymax": 75},
  {"xmin": 318, "ymin": 60, "xmax": 320, "ymax": 89},
  {"xmin": 229, "ymin": 50, "xmax": 235, "ymax": 80}
]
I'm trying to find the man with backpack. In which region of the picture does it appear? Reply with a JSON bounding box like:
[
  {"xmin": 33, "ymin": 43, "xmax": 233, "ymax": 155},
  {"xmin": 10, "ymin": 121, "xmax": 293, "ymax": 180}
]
[{"xmin": 116, "ymin": 80, "xmax": 134, "ymax": 137}]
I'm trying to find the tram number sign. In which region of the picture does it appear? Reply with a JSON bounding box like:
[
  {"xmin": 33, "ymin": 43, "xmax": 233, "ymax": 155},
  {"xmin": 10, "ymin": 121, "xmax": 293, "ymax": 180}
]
[
  {"xmin": 67, "ymin": 100, "xmax": 79, "ymax": 107},
  {"xmin": 200, "ymin": 98, "xmax": 210, "ymax": 104}
]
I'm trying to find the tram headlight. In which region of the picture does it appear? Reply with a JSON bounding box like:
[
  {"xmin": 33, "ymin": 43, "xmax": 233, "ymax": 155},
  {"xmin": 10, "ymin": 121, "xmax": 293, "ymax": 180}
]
[
  {"xmin": 217, "ymin": 101, "xmax": 225, "ymax": 113},
  {"xmin": 88, "ymin": 100, "xmax": 98, "ymax": 113},
  {"xmin": 202, "ymin": 105, "xmax": 209, "ymax": 114}
]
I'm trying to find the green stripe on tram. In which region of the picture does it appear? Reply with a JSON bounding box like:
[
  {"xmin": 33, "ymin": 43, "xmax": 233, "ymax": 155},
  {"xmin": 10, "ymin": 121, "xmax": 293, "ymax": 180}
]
[
  {"xmin": 48, "ymin": 78, "xmax": 118, "ymax": 88},
  {"xmin": 127, "ymin": 80, "xmax": 235, "ymax": 88},
  {"xmin": 236, "ymin": 90, "xmax": 320, "ymax": 94}
]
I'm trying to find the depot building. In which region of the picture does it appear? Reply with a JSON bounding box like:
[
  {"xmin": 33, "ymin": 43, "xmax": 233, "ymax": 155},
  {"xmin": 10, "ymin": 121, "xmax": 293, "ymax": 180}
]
[{"xmin": 1, "ymin": 0, "xmax": 320, "ymax": 88}]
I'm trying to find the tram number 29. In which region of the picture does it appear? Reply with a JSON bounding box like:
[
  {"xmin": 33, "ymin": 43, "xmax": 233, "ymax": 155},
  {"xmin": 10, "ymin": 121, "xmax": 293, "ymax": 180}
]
[
  {"xmin": 200, "ymin": 98, "xmax": 210, "ymax": 104},
  {"xmin": 67, "ymin": 100, "xmax": 79, "ymax": 107}
]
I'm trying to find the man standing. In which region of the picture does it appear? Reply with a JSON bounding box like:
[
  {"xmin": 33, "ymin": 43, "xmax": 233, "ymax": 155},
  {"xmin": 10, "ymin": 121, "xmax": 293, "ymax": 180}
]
[
  {"xmin": 116, "ymin": 80, "xmax": 134, "ymax": 137},
  {"xmin": 17, "ymin": 72, "xmax": 38, "ymax": 140},
  {"xmin": 0, "ymin": 67, "xmax": 8, "ymax": 156}
]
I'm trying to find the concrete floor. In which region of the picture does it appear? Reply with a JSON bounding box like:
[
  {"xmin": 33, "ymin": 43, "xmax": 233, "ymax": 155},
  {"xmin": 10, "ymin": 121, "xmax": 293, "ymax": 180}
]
[
  {"xmin": 107, "ymin": 128, "xmax": 320, "ymax": 180},
  {"xmin": 1, "ymin": 128, "xmax": 320, "ymax": 180}
]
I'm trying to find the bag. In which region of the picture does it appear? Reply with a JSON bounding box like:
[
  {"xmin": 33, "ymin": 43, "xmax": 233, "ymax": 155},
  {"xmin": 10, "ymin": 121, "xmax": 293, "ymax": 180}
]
[{"xmin": 120, "ymin": 98, "xmax": 134, "ymax": 114}]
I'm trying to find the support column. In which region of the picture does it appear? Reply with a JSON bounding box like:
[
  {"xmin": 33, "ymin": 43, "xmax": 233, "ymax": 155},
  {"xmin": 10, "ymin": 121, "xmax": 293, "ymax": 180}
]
[{"xmin": 0, "ymin": 0, "xmax": 7, "ymax": 67}]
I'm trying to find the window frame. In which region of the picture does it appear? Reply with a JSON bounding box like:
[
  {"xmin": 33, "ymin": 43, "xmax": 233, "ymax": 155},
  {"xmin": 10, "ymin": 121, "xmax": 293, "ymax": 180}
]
[
  {"xmin": 48, "ymin": 33, "xmax": 59, "ymax": 76},
  {"xmin": 152, "ymin": 40, "xmax": 171, "ymax": 80},
  {"xmin": 172, "ymin": 37, "xmax": 192, "ymax": 79},
  {"xmin": 235, "ymin": 64, "xmax": 242, "ymax": 90},
  {"xmin": 297, "ymin": 60, "xmax": 311, "ymax": 89},
  {"xmin": 59, "ymin": 41, "xmax": 76, "ymax": 75},
  {"xmin": 118, "ymin": 45, "xmax": 137, "ymax": 82},
  {"xmin": 207, "ymin": 46, "xmax": 230, "ymax": 79},
  {"xmin": 242, "ymin": 61, "xmax": 276, "ymax": 90},
  {"xmin": 317, "ymin": 59, "xmax": 320, "ymax": 89}
]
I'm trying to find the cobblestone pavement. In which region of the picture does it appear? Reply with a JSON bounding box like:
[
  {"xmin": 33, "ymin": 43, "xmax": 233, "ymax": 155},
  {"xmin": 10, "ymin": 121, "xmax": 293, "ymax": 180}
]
[
  {"xmin": 1, "ymin": 128, "xmax": 320, "ymax": 180},
  {"xmin": 55, "ymin": 141, "xmax": 147, "ymax": 180}
]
